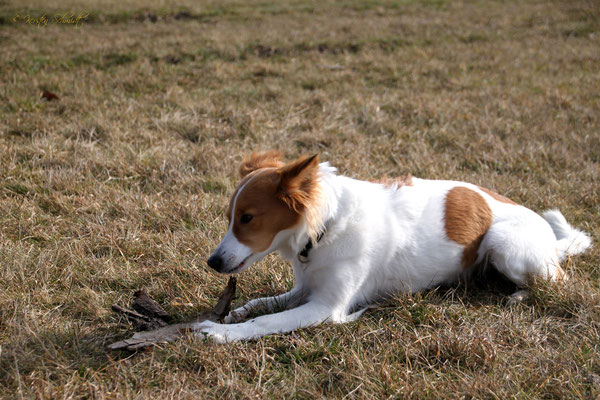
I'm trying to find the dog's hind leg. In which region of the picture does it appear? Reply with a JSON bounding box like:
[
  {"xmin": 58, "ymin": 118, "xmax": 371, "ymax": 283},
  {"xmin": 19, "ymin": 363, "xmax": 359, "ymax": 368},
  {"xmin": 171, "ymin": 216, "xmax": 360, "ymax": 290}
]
[
  {"xmin": 507, "ymin": 289, "xmax": 530, "ymax": 306},
  {"xmin": 480, "ymin": 219, "xmax": 565, "ymax": 299}
]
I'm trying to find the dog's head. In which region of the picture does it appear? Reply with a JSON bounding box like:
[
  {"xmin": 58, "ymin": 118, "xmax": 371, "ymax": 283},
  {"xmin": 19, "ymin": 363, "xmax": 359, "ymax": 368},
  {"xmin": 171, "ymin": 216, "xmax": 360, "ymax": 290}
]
[{"xmin": 207, "ymin": 151, "xmax": 320, "ymax": 274}]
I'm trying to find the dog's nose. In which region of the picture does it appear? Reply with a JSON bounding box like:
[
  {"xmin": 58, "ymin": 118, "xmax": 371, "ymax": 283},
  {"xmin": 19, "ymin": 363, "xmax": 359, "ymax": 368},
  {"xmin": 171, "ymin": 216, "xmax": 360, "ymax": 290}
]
[{"xmin": 207, "ymin": 254, "xmax": 224, "ymax": 272}]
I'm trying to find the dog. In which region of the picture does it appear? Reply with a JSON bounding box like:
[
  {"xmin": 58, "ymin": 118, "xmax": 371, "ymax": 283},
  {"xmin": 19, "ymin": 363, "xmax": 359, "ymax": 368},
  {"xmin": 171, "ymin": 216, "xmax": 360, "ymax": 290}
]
[{"xmin": 194, "ymin": 151, "xmax": 592, "ymax": 342}]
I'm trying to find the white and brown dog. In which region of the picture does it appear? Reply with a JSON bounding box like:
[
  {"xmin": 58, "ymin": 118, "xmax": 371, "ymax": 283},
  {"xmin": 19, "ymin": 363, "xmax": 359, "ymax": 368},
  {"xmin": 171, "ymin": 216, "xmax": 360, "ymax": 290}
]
[{"xmin": 196, "ymin": 151, "xmax": 591, "ymax": 342}]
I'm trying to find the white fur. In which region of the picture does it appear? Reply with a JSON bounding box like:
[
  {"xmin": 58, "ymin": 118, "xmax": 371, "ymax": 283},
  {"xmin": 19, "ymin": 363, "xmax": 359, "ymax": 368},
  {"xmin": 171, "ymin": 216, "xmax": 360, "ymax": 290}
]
[
  {"xmin": 195, "ymin": 163, "xmax": 592, "ymax": 342},
  {"xmin": 209, "ymin": 174, "xmax": 258, "ymax": 273},
  {"xmin": 542, "ymin": 209, "xmax": 592, "ymax": 260}
]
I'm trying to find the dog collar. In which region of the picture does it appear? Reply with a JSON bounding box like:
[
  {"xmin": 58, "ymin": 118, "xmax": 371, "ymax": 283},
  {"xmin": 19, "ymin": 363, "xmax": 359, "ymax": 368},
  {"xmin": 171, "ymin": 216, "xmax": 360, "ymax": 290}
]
[{"xmin": 297, "ymin": 230, "xmax": 325, "ymax": 263}]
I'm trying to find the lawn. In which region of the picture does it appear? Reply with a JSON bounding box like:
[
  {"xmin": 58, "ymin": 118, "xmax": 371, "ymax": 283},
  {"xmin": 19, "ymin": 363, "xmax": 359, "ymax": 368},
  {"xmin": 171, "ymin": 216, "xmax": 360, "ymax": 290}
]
[{"xmin": 0, "ymin": 0, "xmax": 599, "ymax": 398}]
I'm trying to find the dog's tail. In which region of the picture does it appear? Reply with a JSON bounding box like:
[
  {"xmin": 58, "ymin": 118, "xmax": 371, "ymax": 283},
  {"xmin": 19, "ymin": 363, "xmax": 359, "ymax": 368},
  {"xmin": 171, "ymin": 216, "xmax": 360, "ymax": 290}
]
[{"xmin": 542, "ymin": 209, "xmax": 592, "ymax": 261}]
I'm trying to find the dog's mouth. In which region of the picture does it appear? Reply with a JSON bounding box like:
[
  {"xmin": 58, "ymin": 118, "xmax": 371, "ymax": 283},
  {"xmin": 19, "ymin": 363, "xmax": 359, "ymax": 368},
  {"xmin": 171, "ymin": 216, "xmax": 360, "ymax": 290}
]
[{"xmin": 228, "ymin": 254, "xmax": 253, "ymax": 274}]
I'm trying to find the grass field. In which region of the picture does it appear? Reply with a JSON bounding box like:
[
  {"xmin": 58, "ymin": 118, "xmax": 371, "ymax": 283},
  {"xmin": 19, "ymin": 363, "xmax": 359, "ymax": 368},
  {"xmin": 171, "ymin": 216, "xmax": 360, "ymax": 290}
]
[{"xmin": 1, "ymin": 0, "xmax": 599, "ymax": 398}]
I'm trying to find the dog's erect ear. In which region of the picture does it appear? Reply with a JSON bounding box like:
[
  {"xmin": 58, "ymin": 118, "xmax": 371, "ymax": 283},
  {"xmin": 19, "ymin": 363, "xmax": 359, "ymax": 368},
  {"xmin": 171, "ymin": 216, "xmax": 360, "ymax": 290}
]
[
  {"xmin": 277, "ymin": 154, "xmax": 320, "ymax": 213},
  {"xmin": 239, "ymin": 150, "xmax": 284, "ymax": 178}
]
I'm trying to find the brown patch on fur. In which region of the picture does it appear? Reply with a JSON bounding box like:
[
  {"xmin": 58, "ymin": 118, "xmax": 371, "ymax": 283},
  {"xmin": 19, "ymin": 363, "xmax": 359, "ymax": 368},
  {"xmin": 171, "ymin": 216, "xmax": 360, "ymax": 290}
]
[
  {"xmin": 478, "ymin": 186, "xmax": 517, "ymax": 205},
  {"xmin": 239, "ymin": 150, "xmax": 284, "ymax": 178},
  {"xmin": 226, "ymin": 172, "xmax": 261, "ymax": 222},
  {"xmin": 277, "ymin": 155, "xmax": 320, "ymax": 214},
  {"xmin": 278, "ymin": 154, "xmax": 323, "ymax": 240},
  {"xmin": 373, "ymin": 174, "xmax": 413, "ymax": 188},
  {"xmin": 229, "ymin": 154, "xmax": 322, "ymax": 253},
  {"xmin": 445, "ymin": 187, "xmax": 493, "ymax": 268},
  {"xmin": 231, "ymin": 169, "xmax": 301, "ymax": 252}
]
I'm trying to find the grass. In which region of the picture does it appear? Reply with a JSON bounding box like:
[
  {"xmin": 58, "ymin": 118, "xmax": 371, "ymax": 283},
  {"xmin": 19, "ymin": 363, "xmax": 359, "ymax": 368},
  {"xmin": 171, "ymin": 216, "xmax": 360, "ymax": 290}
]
[{"xmin": 0, "ymin": 0, "xmax": 599, "ymax": 398}]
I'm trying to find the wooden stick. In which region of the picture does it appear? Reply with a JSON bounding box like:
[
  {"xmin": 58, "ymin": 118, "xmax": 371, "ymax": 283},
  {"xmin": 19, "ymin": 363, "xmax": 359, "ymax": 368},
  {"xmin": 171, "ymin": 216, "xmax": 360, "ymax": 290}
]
[{"xmin": 108, "ymin": 277, "xmax": 237, "ymax": 351}]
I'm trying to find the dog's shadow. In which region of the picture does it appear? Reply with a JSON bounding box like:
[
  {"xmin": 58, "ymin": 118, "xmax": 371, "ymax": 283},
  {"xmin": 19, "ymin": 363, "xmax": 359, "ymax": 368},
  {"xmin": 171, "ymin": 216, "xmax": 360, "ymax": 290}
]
[
  {"xmin": 437, "ymin": 265, "xmax": 520, "ymax": 304},
  {"xmin": 361, "ymin": 265, "xmax": 524, "ymax": 323}
]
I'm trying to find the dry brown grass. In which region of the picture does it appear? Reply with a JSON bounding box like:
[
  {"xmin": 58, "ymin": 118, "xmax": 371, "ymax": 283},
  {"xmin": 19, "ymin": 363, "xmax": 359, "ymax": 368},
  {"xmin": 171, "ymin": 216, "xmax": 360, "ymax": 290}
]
[{"xmin": 1, "ymin": 0, "xmax": 599, "ymax": 398}]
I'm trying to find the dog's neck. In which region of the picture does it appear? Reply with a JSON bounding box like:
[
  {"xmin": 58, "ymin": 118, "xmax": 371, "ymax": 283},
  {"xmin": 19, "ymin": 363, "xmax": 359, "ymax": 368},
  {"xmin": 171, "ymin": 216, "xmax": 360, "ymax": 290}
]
[{"xmin": 314, "ymin": 161, "xmax": 341, "ymax": 229}]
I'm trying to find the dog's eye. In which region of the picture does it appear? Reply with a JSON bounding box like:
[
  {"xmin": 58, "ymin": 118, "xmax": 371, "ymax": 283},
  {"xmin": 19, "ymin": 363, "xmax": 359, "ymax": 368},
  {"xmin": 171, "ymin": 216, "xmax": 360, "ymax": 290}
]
[{"xmin": 240, "ymin": 214, "xmax": 253, "ymax": 224}]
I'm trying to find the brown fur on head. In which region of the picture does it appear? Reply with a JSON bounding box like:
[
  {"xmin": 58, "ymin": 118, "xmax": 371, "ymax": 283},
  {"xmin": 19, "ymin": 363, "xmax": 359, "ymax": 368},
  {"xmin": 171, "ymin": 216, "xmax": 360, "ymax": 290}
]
[
  {"xmin": 276, "ymin": 154, "xmax": 320, "ymax": 214},
  {"xmin": 228, "ymin": 152, "xmax": 323, "ymax": 251},
  {"xmin": 239, "ymin": 150, "xmax": 284, "ymax": 178}
]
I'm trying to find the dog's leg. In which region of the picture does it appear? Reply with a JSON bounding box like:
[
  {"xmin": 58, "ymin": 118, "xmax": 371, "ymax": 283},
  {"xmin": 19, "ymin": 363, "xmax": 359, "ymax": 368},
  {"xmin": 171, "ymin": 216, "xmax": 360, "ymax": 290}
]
[
  {"xmin": 481, "ymin": 220, "xmax": 565, "ymax": 286},
  {"xmin": 224, "ymin": 287, "xmax": 305, "ymax": 323},
  {"xmin": 480, "ymin": 218, "xmax": 567, "ymax": 306},
  {"xmin": 343, "ymin": 305, "xmax": 372, "ymax": 322},
  {"xmin": 507, "ymin": 289, "xmax": 530, "ymax": 306},
  {"xmin": 191, "ymin": 301, "xmax": 331, "ymax": 342}
]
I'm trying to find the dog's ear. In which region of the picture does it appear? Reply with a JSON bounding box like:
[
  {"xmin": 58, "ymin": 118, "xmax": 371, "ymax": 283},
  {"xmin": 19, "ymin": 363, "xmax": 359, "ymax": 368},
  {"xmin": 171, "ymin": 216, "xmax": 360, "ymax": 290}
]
[
  {"xmin": 239, "ymin": 150, "xmax": 284, "ymax": 178},
  {"xmin": 277, "ymin": 154, "xmax": 320, "ymax": 213}
]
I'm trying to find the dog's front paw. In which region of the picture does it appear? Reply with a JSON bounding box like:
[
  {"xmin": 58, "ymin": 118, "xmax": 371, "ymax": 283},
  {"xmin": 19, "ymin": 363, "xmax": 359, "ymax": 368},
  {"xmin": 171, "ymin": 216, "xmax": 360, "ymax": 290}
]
[
  {"xmin": 224, "ymin": 308, "xmax": 249, "ymax": 324},
  {"xmin": 190, "ymin": 321, "xmax": 239, "ymax": 343}
]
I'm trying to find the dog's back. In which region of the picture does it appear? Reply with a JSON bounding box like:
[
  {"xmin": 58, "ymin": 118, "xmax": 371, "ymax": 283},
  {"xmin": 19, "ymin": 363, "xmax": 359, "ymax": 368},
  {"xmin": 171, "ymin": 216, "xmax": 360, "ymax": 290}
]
[{"xmin": 307, "ymin": 174, "xmax": 590, "ymax": 303}]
